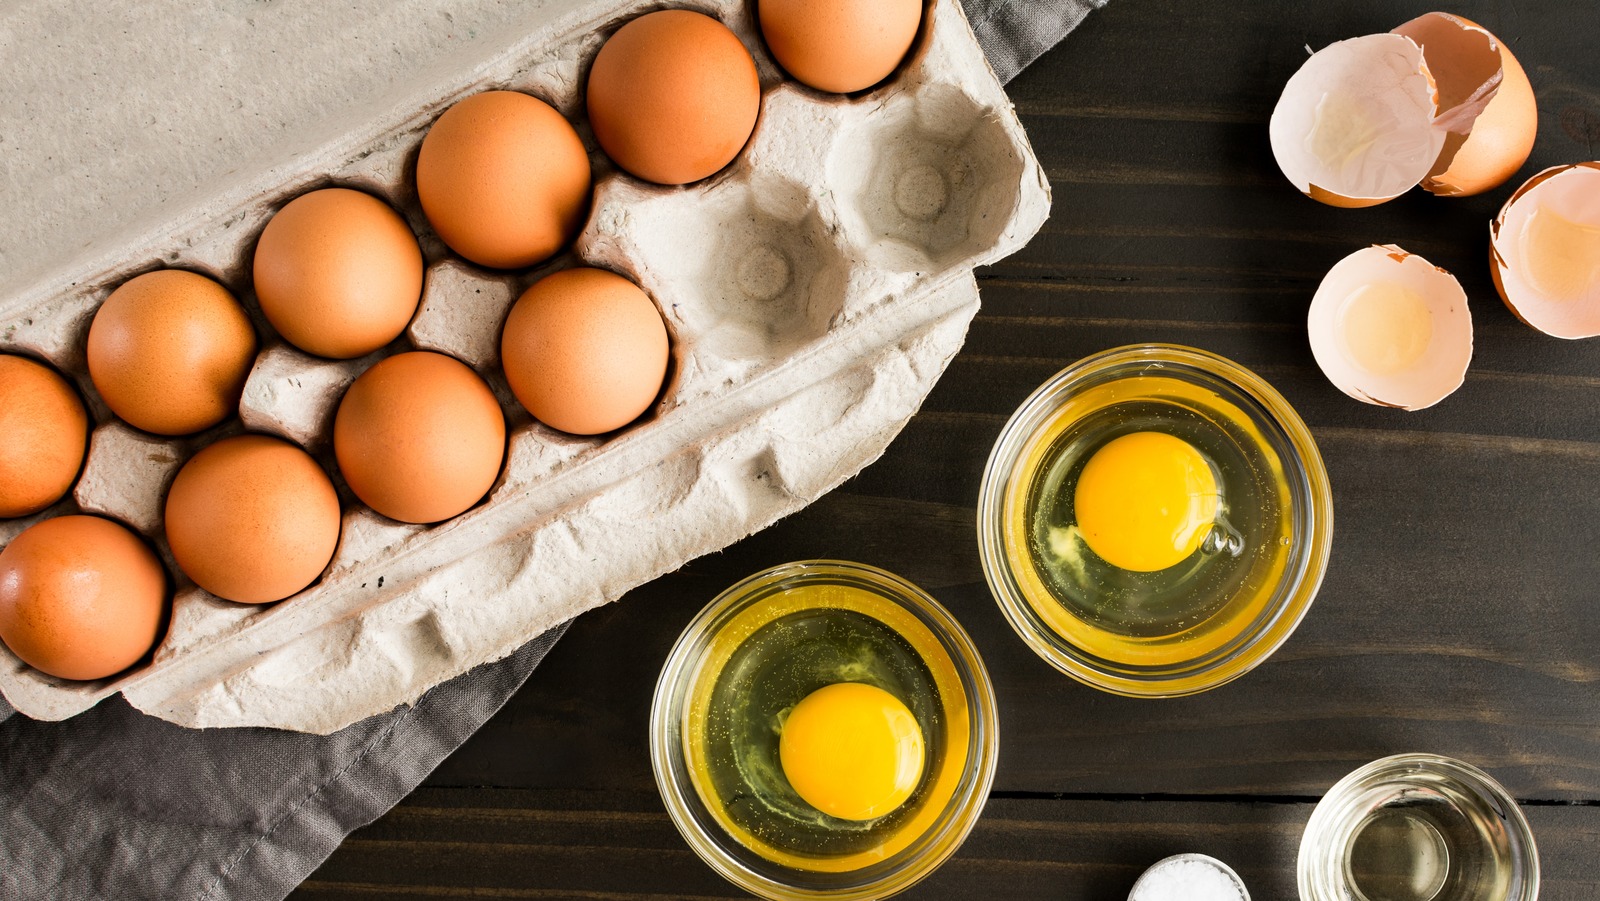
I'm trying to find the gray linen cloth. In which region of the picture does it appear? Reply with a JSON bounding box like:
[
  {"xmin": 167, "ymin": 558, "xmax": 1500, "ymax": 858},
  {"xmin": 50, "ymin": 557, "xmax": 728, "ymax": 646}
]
[{"xmin": 0, "ymin": 2, "xmax": 1104, "ymax": 898}]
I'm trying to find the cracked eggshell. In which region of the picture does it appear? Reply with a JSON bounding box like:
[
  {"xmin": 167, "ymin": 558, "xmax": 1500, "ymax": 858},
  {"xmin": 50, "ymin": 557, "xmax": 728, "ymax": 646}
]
[
  {"xmin": 1308, "ymin": 244, "xmax": 1473, "ymax": 410},
  {"xmin": 1490, "ymin": 162, "xmax": 1600, "ymax": 338},
  {"xmin": 1270, "ymin": 33, "xmax": 1443, "ymax": 207},
  {"xmin": 1392, "ymin": 12, "xmax": 1537, "ymax": 197}
]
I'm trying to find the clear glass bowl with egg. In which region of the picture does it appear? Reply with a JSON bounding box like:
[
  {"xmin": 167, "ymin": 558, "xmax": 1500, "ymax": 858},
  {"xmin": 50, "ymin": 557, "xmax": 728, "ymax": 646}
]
[
  {"xmin": 1298, "ymin": 753, "xmax": 1539, "ymax": 901},
  {"xmin": 650, "ymin": 560, "xmax": 998, "ymax": 900},
  {"xmin": 977, "ymin": 344, "xmax": 1333, "ymax": 696}
]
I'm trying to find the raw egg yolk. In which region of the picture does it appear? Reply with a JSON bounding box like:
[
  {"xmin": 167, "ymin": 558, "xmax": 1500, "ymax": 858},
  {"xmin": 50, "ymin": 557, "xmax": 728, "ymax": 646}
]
[
  {"xmin": 1073, "ymin": 431, "xmax": 1221, "ymax": 573},
  {"xmin": 779, "ymin": 682, "xmax": 924, "ymax": 821},
  {"xmin": 1336, "ymin": 282, "xmax": 1433, "ymax": 376}
]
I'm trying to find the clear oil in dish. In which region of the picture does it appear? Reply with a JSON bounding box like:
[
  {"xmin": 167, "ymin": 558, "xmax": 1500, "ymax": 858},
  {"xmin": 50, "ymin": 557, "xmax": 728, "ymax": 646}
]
[
  {"xmin": 1345, "ymin": 791, "xmax": 1521, "ymax": 901},
  {"xmin": 1003, "ymin": 373, "xmax": 1295, "ymax": 669}
]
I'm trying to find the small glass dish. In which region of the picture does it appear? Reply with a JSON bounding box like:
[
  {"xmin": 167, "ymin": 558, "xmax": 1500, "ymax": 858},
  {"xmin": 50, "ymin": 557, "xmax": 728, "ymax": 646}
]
[
  {"xmin": 977, "ymin": 344, "xmax": 1333, "ymax": 696},
  {"xmin": 650, "ymin": 560, "xmax": 998, "ymax": 900},
  {"xmin": 1298, "ymin": 753, "xmax": 1539, "ymax": 901}
]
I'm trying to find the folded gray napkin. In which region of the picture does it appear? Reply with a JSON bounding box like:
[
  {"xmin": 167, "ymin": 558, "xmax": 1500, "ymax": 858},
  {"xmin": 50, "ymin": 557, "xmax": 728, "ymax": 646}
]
[
  {"xmin": 0, "ymin": 2, "xmax": 1104, "ymax": 898},
  {"xmin": 968, "ymin": 0, "xmax": 1108, "ymax": 83},
  {"xmin": 0, "ymin": 627, "xmax": 566, "ymax": 901}
]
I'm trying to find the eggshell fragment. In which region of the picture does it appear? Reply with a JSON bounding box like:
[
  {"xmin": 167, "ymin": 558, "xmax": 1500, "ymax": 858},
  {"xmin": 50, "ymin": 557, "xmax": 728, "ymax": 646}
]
[
  {"xmin": 501, "ymin": 267, "xmax": 669, "ymax": 436},
  {"xmin": 1490, "ymin": 162, "xmax": 1600, "ymax": 338},
  {"xmin": 86, "ymin": 269, "xmax": 258, "ymax": 436},
  {"xmin": 253, "ymin": 188, "xmax": 423, "ymax": 359},
  {"xmin": 1269, "ymin": 34, "xmax": 1444, "ymax": 207},
  {"xmin": 416, "ymin": 91, "xmax": 592, "ymax": 269},
  {"xmin": 333, "ymin": 351, "xmax": 506, "ymax": 524},
  {"xmin": 759, "ymin": 0, "xmax": 923, "ymax": 94},
  {"xmin": 0, "ymin": 515, "xmax": 167, "ymax": 681},
  {"xmin": 165, "ymin": 434, "xmax": 342, "ymax": 604},
  {"xmin": 0, "ymin": 355, "xmax": 88, "ymax": 518},
  {"xmin": 586, "ymin": 10, "xmax": 761, "ymax": 185},
  {"xmin": 1308, "ymin": 244, "xmax": 1473, "ymax": 410},
  {"xmin": 1392, "ymin": 12, "xmax": 1536, "ymax": 197}
]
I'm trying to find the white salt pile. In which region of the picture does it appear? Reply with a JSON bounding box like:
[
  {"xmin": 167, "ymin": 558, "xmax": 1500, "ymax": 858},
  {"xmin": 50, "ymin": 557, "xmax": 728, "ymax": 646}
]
[{"xmin": 1129, "ymin": 854, "xmax": 1250, "ymax": 901}]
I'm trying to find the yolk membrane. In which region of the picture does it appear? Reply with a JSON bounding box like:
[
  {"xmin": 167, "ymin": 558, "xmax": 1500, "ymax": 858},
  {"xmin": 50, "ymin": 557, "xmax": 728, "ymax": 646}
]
[
  {"xmin": 778, "ymin": 682, "xmax": 925, "ymax": 822},
  {"xmin": 1336, "ymin": 282, "xmax": 1433, "ymax": 376},
  {"xmin": 1073, "ymin": 431, "xmax": 1221, "ymax": 573},
  {"xmin": 1521, "ymin": 205, "xmax": 1600, "ymax": 300},
  {"xmin": 1307, "ymin": 91, "xmax": 1384, "ymax": 173}
]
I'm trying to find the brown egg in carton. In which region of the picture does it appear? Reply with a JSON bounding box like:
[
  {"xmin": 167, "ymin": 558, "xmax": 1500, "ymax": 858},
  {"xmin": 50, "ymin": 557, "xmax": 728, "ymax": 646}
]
[{"xmin": 0, "ymin": 0, "xmax": 1048, "ymax": 733}]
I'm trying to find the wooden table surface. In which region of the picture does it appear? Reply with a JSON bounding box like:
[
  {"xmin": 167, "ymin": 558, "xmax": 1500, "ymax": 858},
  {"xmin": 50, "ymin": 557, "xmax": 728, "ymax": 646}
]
[{"xmin": 292, "ymin": 1, "xmax": 1600, "ymax": 897}]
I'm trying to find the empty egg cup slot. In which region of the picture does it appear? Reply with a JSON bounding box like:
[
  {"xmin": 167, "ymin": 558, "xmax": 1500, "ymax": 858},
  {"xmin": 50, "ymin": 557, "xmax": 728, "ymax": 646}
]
[
  {"xmin": 650, "ymin": 174, "xmax": 847, "ymax": 363},
  {"xmin": 831, "ymin": 85, "xmax": 1026, "ymax": 273}
]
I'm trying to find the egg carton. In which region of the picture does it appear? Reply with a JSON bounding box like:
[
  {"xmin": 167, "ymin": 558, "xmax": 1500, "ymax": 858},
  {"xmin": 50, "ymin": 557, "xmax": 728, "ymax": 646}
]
[{"xmin": 0, "ymin": 0, "xmax": 1049, "ymax": 733}]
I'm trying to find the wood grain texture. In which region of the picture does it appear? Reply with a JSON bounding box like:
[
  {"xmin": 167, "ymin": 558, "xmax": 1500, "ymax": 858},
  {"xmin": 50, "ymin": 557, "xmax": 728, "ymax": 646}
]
[
  {"xmin": 295, "ymin": 0, "xmax": 1600, "ymax": 897},
  {"xmin": 295, "ymin": 790, "xmax": 1600, "ymax": 899}
]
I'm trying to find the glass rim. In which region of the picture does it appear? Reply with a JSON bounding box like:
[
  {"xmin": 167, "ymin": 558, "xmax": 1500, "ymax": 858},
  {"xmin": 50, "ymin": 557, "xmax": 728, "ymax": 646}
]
[
  {"xmin": 1296, "ymin": 752, "xmax": 1541, "ymax": 901},
  {"xmin": 649, "ymin": 560, "xmax": 999, "ymax": 900},
  {"xmin": 976, "ymin": 343, "xmax": 1335, "ymax": 696}
]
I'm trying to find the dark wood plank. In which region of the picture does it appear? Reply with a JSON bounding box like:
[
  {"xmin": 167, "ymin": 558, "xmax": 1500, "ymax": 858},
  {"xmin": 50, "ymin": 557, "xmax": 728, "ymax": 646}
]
[
  {"xmin": 291, "ymin": 790, "xmax": 1600, "ymax": 900},
  {"xmin": 299, "ymin": 0, "xmax": 1600, "ymax": 895},
  {"xmin": 424, "ymin": 436, "xmax": 1600, "ymax": 799},
  {"xmin": 992, "ymin": 0, "xmax": 1600, "ymax": 292}
]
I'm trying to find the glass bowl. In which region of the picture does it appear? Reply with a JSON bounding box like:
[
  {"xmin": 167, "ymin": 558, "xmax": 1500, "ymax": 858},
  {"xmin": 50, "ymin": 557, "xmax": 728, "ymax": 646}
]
[
  {"xmin": 1299, "ymin": 753, "xmax": 1539, "ymax": 901},
  {"xmin": 650, "ymin": 560, "xmax": 998, "ymax": 900},
  {"xmin": 977, "ymin": 344, "xmax": 1333, "ymax": 696}
]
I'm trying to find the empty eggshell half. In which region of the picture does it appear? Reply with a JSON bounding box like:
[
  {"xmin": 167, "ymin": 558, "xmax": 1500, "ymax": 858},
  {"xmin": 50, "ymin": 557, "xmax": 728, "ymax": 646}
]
[
  {"xmin": 1308, "ymin": 244, "xmax": 1473, "ymax": 410},
  {"xmin": 1490, "ymin": 162, "xmax": 1600, "ymax": 338},
  {"xmin": 1270, "ymin": 34, "xmax": 1443, "ymax": 207},
  {"xmin": 1392, "ymin": 12, "xmax": 1537, "ymax": 197}
]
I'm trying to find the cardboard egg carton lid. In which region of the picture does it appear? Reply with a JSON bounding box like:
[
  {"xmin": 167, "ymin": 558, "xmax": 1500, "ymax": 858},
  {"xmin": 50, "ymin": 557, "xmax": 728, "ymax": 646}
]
[{"xmin": 0, "ymin": 0, "xmax": 1050, "ymax": 733}]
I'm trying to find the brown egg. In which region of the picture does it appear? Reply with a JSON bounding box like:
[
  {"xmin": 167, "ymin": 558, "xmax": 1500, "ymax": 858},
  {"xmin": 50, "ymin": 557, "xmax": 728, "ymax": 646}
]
[
  {"xmin": 253, "ymin": 188, "xmax": 423, "ymax": 359},
  {"xmin": 0, "ymin": 515, "xmax": 167, "ymax": 681},
  {"xmin": 164, "ymin": 434, "xmax": 342, "ymax": 604},
  {"xmin": 0, "ymin": 355, "xmax": 88, "ymax": 518},
  {"xmin": 587, "ymin": 10, "xmax": 761, "ymax": 185},
  {"xmin": 1392, "ymin": 13, "xmax": 1537, "ymax": 198},
  {"xmin": 87, "ymin": 270, "xmax": 258, "ymax": 435},
  {"xmin": 501, "ymin": 268, "xmax": 669, "ymax": 436},
  {"xmin": 334, "ymin": 352, "xmax": 505, "ymax": 524},
  {"xmin": 416, "ymin": 91, "xmax": 591, "ymax": 269},
  {"xmin": 759, "ymin": 0, "xmax": 922, "ymax": 93}
]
